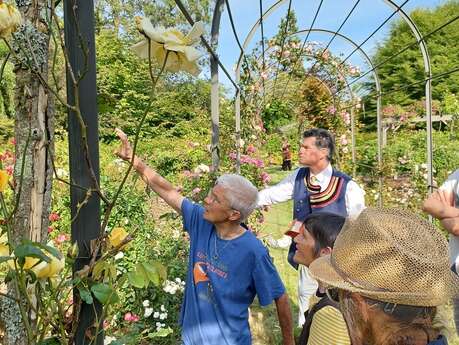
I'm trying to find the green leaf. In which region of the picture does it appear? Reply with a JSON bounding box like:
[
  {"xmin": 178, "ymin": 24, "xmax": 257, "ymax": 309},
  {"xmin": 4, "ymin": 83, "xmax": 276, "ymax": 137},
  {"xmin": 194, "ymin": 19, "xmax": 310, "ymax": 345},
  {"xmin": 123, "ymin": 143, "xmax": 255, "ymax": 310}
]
[
  {"xmin": 91, "ymin": 283, "xmax": 119, "ymax": 305},
  {"xmin": 78, "ymin": 287, "xmax": 93, "ymax": 305},
  {"xmin": 127, "ymin": 270, "xmax": 145, "ymax": 288},
  {"xmin": 92, "ymin": 261, "xmax": 106, "ymax": 280},
  {"xmin": 14, "ymin": 244, "xmax": 50, "ymax": 263},
  {"xmin": 141, "ymin": 262, "xmax": 160, "ymax": 286},
  {"xmin": 147, "ymin": 327, "xmax": 173, "ymax": 338},
  {"xmin": 151, "ymin": 261, "xmax": 167, "ymax": 282},
  {"xmin": 37, "ymin": 243, "xmax": 62, "ymax": 260}
]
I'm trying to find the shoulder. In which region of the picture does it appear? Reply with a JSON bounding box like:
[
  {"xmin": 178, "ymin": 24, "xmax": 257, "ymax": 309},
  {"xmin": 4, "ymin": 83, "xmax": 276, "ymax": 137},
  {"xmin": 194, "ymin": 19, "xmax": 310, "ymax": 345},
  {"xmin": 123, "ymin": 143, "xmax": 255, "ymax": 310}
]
[
  {"xmin": 239, "ymin": 230, "xmax": 268, "ymax": 254},
  {"xmin": 439, "ymin": 169, "xmax": 459, "ymax": 195},
  {"xmin": 294, "ymin": 167, "xmax": 308, "ymax": 179},
  {"xmin": 308, "ymin": 306, "xmax": 350, "ymax": 344},
  {"xmin": 181, "ymin": 198, "xmax": 205, "ymax": 218},
  {"xmin": 332, "ymin": 169, "xmax": 352, "ymax": 181}
]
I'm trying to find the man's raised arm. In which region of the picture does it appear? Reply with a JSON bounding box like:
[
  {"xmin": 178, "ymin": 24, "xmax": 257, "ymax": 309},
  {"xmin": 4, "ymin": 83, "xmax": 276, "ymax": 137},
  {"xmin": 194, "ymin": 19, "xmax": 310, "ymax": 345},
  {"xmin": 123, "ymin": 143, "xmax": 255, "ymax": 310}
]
[{"xmin": 115, "ymin": 128, "xmax": 184, "ymax": 214}]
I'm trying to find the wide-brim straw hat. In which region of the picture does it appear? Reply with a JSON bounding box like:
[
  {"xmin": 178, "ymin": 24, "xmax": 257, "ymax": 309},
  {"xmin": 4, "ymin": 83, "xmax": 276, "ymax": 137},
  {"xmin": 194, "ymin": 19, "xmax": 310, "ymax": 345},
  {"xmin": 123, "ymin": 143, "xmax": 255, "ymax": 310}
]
[{"xmin": 309, "ymin": 207, "xmax": 459, "ymax": 306}]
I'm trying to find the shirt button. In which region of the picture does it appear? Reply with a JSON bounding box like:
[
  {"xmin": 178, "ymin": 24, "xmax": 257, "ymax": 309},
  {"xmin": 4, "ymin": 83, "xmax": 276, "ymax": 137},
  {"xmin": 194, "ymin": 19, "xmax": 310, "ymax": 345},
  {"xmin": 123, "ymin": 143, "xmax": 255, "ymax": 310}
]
[
  {"xmin": 296, "ymin": 209, "xmax": 300, "ymax": 212},
  {"xmin": 299, "ymin": 200, "xmax": 303, "ymax": 203}
]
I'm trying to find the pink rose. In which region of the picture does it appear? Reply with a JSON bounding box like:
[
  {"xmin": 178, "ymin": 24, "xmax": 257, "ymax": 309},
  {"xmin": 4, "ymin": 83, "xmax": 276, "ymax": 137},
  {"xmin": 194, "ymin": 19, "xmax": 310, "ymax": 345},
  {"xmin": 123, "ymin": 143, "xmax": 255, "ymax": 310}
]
[
  {"xmin": 246, "ymin": 144, "xmax": 256, "ymax": 154},
  {"xmin": 56, "ymin": 234, "xmax": 68, "ymax": 244},
  {"xmin": 49, "ymin": 212, "xmax": 60, "ymax": 222},
  {"xmin": 124, "ymin": 312, "xmax": 139, "ymax": 322}
]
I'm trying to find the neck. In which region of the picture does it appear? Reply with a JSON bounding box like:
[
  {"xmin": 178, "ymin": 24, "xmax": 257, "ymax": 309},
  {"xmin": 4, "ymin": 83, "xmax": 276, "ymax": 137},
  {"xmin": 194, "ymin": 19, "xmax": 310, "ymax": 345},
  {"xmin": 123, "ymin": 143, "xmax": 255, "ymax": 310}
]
[
  {"xmin": 309, "ymin": 160, "xmax": 329, "ymax": 175},
  {"xmin": 215, "ymin": 222, "xmax": 244, "ymax": 240}
]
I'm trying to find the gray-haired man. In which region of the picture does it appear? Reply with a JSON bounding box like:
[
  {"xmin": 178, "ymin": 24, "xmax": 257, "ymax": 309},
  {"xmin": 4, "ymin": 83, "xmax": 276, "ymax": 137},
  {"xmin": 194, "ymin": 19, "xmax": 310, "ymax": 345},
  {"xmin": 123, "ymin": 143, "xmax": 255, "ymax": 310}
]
[{"xmin": 115, "ymin": 128, "xmax": 294, "ymax": 345}]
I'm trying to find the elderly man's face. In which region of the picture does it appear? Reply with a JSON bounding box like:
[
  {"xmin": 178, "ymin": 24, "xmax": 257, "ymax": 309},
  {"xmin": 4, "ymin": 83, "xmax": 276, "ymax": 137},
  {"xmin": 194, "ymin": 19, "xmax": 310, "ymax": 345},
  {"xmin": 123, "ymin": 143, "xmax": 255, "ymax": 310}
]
[{"xmin": 203, "ymin": 185, "xmax": 239, "ymax": 223}]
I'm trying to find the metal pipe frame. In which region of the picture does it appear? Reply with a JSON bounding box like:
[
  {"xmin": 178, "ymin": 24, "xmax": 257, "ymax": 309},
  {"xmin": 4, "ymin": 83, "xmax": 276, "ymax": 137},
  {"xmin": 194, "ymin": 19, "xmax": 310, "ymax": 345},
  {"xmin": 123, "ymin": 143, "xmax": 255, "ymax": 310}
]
[
  {"xmin": 208, "ymin": 0, "xmax": 434, "ymax": 204},
  {"xmin": 246, "ymin": 50, "xmax": 358, "ymax": 171}
]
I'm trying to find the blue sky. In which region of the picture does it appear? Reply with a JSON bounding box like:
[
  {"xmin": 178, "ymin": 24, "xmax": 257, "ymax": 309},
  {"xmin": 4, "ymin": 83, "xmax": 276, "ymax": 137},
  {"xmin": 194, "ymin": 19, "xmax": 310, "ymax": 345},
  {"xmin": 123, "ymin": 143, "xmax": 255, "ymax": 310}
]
[{"xmin": 205, "ymin": 0, "xmax": 444, "ymax": 92}]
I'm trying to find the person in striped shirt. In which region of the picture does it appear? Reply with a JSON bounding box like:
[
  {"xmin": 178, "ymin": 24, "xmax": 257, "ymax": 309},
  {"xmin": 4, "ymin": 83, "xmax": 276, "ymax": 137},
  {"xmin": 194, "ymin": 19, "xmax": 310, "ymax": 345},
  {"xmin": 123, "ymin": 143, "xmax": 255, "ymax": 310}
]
[{"xmin": 292, "ymin": 212, "xmax": 350, "ymax": 345}]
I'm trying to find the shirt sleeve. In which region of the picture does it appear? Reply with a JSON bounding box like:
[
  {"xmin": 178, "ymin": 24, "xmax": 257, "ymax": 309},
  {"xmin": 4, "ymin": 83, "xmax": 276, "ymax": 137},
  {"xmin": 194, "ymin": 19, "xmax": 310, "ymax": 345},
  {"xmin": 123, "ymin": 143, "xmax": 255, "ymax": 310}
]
[
  {"xmin": 440, "ymin": 170, "xmax": 459, "ymax": 196},
  {"xmin": 307, "ymin": 306, "xmax": 351, "ymax": 345},
  {"xmin": 181, "ymin": 198, "xmax": 203, "ymax": 239},
  {"xmin": 252, "ymin": 252, "xmax": 286, "ymax": 306},
  {"xmin": 345, "ymin": 180, "xmax": 366, "ymax": 220},
  {"xmin": 257, "ymin": 169, "xmax": 299, "ymax": 206}
]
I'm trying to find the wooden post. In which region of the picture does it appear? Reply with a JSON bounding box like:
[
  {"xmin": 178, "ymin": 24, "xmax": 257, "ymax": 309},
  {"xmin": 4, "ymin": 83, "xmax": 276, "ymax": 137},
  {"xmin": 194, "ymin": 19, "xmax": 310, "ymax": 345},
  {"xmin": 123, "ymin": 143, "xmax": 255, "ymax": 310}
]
[{"xmin": 64, "ymin": 0, "xmax": 102, "ymax": 344}]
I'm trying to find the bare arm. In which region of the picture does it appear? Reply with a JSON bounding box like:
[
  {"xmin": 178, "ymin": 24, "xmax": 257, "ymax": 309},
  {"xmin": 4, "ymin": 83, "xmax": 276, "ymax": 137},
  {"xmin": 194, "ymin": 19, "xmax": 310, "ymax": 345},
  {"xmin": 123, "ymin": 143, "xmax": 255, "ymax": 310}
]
[
  {"xmin": 115, "ymin": 128, "xmax": 184, "ymax": 214},
  {"xmin": 441, "ymin": 217, "xmax": 459, "ymax": 236},
  {"xmin": 275, "ymin": 293, "xmax": 294, "ymax": 345},
  {"xmin": 422, "ymin": 190, "xmax": 459, "ymax": 220}
]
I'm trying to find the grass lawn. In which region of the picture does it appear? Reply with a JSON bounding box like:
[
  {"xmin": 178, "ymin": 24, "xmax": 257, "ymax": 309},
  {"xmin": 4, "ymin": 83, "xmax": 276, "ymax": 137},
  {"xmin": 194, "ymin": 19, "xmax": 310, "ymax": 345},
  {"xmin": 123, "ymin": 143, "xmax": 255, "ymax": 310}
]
[
  {"xmin": 250, "ymin": 164, "xmax": 459, "ymax": 344},
  {"xmin": 250, "ymin": 165, "xmax": 302, "ymax": 344}
]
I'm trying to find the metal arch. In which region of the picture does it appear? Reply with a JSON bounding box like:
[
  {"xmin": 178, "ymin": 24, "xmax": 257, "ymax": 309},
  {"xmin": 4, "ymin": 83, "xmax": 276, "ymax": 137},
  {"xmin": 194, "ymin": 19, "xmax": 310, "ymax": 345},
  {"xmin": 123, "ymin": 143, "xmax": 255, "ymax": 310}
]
[
  {"xmin": 209, "ymin": 0, "xmax": 433, "ymax": 194},
  {"xmin": 210, "ymin": 0, "xmax": 225, "ymax": 170},
  {"xmin": 383, "ymin": 0, "xmax": 433, "ymax": 194},
  {"xmin": 246, "ymin": 52, "xmax": 359, "ymax": 170},
  {"xmin": 277, "ymin": 28, "xmax": 383, "ymax": 200},
  {"xmin": 246, "ymin": 48, "xmax": 351, "ymax": 108},
  {"xmin": 239, "ymin": 27, "xmax": 382, "ymax": 194}
]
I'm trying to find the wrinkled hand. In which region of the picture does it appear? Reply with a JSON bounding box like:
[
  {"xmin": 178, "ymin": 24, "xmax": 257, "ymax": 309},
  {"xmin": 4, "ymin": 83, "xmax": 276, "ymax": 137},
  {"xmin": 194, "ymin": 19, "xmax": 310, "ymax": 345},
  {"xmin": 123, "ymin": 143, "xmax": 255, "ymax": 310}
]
[
  {"xmin": 432, "ymin": 189, "xmax": 454, "ymax": 207},
  {"xmin": 115, "ymin": 128, "xmax": 133, "ymax": 161}
]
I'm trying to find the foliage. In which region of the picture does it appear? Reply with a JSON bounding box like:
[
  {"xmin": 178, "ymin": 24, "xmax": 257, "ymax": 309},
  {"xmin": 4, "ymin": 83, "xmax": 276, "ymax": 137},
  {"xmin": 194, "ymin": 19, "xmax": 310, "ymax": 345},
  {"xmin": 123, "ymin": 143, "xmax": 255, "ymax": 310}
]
[
  {"xmin": 362, "ymin": 0, "xmax": 459, "ymax": 127},
  {"xmin": 96, "ymin": 30, "xmax": 211, "ymax": 140},
  {"xmin": 261, "ymin": 99, "xmax": 294, "ymax": 132}
]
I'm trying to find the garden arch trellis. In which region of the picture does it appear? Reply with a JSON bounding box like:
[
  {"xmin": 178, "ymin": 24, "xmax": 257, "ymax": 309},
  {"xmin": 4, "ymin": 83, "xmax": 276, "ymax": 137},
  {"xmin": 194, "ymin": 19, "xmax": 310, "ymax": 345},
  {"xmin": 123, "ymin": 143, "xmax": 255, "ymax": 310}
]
[
  {"xmin": 247, "ymin": 46, "xmax": 360, "ymax": 171},
  {"xmin": 198, "ymin": 0, "xmax": 438, "ymax": 205},
  {"xmin": 243, "ymin": 28, "xmax": 383, "ymax": 191}
]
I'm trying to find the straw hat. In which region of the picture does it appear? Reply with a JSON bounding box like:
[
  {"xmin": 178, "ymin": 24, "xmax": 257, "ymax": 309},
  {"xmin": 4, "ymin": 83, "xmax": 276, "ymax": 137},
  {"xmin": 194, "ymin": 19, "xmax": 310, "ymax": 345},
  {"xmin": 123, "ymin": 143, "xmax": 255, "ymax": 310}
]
[{"xmin": 309, "ymin": 207, "xmax": 459, "ymax": 306}]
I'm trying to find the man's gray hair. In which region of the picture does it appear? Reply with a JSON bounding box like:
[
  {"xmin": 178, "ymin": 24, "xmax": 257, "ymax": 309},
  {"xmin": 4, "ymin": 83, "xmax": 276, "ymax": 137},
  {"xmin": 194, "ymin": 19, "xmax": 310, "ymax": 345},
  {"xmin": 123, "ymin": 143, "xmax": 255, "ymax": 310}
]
[{"xmin": 216, "ymin": 174, "xmax": 259, "ymax": 222}]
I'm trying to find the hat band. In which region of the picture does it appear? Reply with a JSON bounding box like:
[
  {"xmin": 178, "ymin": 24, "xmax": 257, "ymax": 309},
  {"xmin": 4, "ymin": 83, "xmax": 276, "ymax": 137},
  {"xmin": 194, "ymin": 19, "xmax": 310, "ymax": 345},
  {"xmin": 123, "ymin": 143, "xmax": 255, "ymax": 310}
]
[{"xmin": 330, "ymin": 254, "xmax": 391, "ymax": 293}]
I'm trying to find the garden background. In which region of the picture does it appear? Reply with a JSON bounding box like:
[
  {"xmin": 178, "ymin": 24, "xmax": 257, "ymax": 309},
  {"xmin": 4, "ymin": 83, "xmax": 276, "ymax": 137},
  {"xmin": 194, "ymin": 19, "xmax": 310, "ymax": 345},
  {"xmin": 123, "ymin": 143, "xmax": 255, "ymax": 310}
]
[{"xmin": 0, "ymin": 0, "xmax": 459, "ymax": 344}]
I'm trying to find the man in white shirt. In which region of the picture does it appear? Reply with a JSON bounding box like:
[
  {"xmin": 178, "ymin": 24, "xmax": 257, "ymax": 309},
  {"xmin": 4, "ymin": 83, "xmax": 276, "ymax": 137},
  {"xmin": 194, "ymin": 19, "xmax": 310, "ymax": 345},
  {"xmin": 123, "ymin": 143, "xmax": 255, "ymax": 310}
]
[
  {"xmin": 423, "ymin": 168, "xmax": 459, "ymax": 332},
  {"xmin": 258, "ymin": 128, "xmax": 365, "ymax": 326}
]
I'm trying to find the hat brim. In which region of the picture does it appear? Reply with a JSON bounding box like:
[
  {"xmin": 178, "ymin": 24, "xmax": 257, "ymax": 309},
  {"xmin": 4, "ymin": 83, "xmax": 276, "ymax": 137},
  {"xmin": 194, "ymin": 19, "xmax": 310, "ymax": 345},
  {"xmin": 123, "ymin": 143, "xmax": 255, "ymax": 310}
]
[{"xmin": 309, "ymin": 254, "xmax": 459, "ymax": 307}]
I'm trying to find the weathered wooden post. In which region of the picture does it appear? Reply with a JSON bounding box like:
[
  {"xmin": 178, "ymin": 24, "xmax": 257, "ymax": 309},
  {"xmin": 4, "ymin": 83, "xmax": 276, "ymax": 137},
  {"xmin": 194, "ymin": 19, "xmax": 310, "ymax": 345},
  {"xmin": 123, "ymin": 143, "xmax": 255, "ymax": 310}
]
[{"xmin": 64, "ymin": 0, "xmax": 102, "ymax": 344}]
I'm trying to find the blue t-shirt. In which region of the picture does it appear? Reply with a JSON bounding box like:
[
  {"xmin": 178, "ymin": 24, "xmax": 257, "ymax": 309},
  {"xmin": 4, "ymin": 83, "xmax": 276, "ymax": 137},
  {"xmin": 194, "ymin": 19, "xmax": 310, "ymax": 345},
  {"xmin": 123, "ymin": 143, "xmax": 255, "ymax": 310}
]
[{"xmin": 180, "ymin": 198, "xmax": 286, "ymax": 345}]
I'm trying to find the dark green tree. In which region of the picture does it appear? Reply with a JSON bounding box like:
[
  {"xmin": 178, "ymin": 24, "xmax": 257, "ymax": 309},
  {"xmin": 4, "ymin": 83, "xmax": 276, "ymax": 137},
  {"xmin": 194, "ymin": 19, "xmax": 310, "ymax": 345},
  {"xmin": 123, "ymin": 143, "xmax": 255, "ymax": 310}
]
[{"xmin": 361, "ymin": 1, "xmax": 459, "ymax": 127}]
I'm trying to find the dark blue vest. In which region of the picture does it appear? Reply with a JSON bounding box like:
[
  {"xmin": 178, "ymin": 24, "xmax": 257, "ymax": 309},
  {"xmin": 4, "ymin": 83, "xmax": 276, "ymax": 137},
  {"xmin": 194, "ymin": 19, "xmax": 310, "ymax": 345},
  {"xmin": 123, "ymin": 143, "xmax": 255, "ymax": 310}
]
[{"xmin": 288, "ymin": 167, "xmax": 351, "ymax": 269}]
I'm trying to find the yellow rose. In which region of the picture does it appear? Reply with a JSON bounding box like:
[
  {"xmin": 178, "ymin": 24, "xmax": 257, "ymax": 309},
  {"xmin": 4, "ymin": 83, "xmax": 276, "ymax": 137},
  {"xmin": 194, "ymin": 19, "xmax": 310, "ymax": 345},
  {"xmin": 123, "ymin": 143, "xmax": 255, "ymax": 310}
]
[
  {"xmin": 131, "ymin": 18, "xmax": 204, "ymax": 76},
  {"xmin": 31, "ymin": 255, "xmax": 64, "ymax": 279},
  {"xmin": 0, "ymin": 242, "xmax": 8, "ymax": 257},
  {"xmin": 0, "ymin": 170, "xmax": 8, "ymax": 192},
  {"xmin": 0, "ymin": 2, "xmax": 22, "ymax": 38},
  {"xmin": 108, "ymin": 227, "xmax": 129, "ymax": 249},
  {"xmin": 7, "ymin": 255, "xmax": 40, "ymax": 270}
]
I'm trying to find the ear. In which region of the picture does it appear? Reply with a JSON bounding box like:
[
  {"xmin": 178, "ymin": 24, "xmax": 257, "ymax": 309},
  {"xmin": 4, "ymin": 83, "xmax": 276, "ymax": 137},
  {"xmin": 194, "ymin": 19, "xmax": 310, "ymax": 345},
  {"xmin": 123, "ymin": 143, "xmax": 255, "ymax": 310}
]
[
  {"xmin": 319, "ymin": 246, "xmax": 332, "ymax": 257},
  {"xmin": 228, "ymin": 209, "xmax": 241, "ymax": 222}
]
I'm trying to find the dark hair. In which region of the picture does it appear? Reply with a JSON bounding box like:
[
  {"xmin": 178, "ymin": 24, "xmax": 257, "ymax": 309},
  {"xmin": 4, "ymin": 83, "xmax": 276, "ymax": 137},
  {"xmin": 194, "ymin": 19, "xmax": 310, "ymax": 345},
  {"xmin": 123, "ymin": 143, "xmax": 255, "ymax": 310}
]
[
  {"xmin": 303, "ymin": 212, "xmax": 346, "ymax": 256},
  {"xmin": 303, "ymin": 128, "xmax": 335, "ymax": 161}
]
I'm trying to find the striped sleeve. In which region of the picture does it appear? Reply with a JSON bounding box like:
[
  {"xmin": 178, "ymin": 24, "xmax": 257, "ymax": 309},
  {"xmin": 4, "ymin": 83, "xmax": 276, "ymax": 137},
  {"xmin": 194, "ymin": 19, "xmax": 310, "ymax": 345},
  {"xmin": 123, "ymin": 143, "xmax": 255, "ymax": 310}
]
[{"xmin": 306, "ymin": 306, "xmax": 351, "ymax": 345}]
